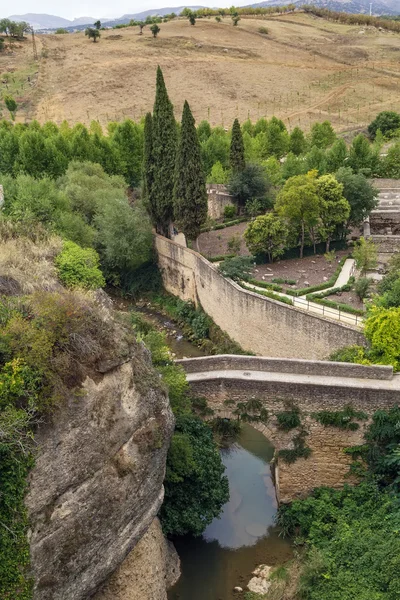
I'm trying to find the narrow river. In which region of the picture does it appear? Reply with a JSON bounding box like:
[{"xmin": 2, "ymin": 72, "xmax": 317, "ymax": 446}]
[
  {"xmin": 112, "ymin": 297, "xmax": 292, "ymax": 597},
  {"xmin": 168, "ymin": 424, "xmax": 292, "ymax": 599}
]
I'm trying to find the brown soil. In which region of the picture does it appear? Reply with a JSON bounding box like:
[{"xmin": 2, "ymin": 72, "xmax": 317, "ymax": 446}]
[
  {"xmin": 252, "ymin": 250, "xmax": 349, "ymax": 289},
  {"xmin": 325, "ymin": 289, "xmax": 365, "ymax": 310},
  {"xmin": 196, "ymin": 222, "xmax": 250, "ymax": 258},
  {"xmin": 3, "ymin": 13, "xmax": 400, "ymax": 130}
]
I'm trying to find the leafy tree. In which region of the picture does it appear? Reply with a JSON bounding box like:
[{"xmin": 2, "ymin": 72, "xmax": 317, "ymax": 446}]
[
  {"xmin": 309, "ymin": 120, "xmax": 336, "ymax": 149},
  {"xmin": 207, "ymin": 160, "xmax": 228, "ymax": 184},
  {"xmin": 305, "ymin": 145, "xmax": 327, "ymax": 174},
  {"xmin": 230, "ymin": 118, "xmax": 245, "ymax": 172},
  {"xmin": 0, "ymin": 128, "xmax": 19, "ymax": 174},
  {"xmin": 201, "ymin": 128, "xmax": 230, "ymax": 175},
  {"xmin": 150, "ymin": 24, "xmax": 160, "ymax": 37},
  {"xmin": 380, "ymin": 142, "xmax": 400, "ymax": 178},
  {"xmin": 275, "ymin": 172, "xmax": 320, "ymax": 258},
  {"xmin": 232, "ymin": 15, "xmax": 241, "ymax": 25},
  {"xmin": 316, "ymin": 174, "xmax": 350, "ymax": 251},
  {"xmin": 85, "ymin": 27, "xmax": 100, "ymax": 42},
  {"xmin": 289, "ymin": 126, "xmax": 307, "ymax": 155},
  {"xmin": 348, "ymin": 134, "xmax": 378, "ymax": 174},
  {"xmin": 16, "ymin": 130, "xmax": 49, "ymax": 178},
  {"xmin": 368, "ymin": 111, "xmax": 400, "ymax": 139},
  {"xmin": 160, "ymin": 415, "xmax": 229, "ymax": 536},
  {"xmin": 335, "ymin": 167, "xmax": 379, "ymax": 226},
  {"xmin": 151, "ymin": 67, "xmax": 178, "ymax": 235},
  {"xmin": 55, "ymin": 241, "xmax": 105, "ymax": 289},
  {"xmin": 281, "ymin": 152, "xmax": 306, "ymax": 180},
  {"xmin": 174, "ymin": 101, "xmax": 207, "ymax": 240},
  {"xmin": 188, "ymin": 13, "xmax": 196, "ymax": 25},
  {"xmin": 353, "ymin": 236, "xmax": 377, "ymax": 274},
  {"xmin": 264, "ymin": 117, "xmax": 289, "ymax": 159},
  {"xmin": 227, "ymin": 163, "xmax": 269, "ymax": 208},
  {"xmin": 137, "ymin": 21, "xmax": 146, "ymax": 34},
  {"xmin": 197, "ymin": 120, "xmax": 212, "ymax": 143},
  {"xmin": 326, "ymin": 138, "xmax": 348, "ymax": 172},
  {"xmin": 112, "ymin": 119, "xmax": 143, "ymax": 187},
  {"xmin": 94, "ymin": 20, "xmax": 101, "ymax": 29},
  {"xmin": 4, "ymin": 95, "xmax": 17, "ymax": 120},
  {"xmin": 95, "ymin": 199, "xmax": 153, "ymax": 285},
  {"xmin": 244, "ymin": 213, "xmax": 288, "ymax": 262}
]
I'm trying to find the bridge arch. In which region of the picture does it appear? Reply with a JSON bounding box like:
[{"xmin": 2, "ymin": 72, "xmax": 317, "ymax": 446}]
[{"xmin": 178, "ymin": 355, "xmax": 399, "ymax": 503}]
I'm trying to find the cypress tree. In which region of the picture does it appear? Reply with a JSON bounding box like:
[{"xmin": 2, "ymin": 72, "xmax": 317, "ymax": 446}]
[
  {"xmin": 174, "ymin": 101, "xmax": 208, "ymax": 240},
  {"xmin": 230, "ymin": 118, "xmax": 245, "ymax": 173},
  {"xmin": 142, "ymin": 112, "xmax": 155, "ymax": 222},
  {"xmin": 151, "ymin": 66, "xmax": 178, "ymax": 236}
]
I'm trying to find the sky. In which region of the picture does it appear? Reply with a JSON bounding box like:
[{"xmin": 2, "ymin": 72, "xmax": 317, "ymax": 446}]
[{"xmin": 4, "ymin": 0, "xmax": 250, "ymax": 20}]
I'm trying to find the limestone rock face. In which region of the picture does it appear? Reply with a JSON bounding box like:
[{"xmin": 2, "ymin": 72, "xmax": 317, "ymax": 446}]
[
  {"xmin": 26, "ymin": 348, "xmax": 174, "ymax": 600},
  {"xmin": 94, "ymin": 517, "xmax": 180, "ymax": 600}
]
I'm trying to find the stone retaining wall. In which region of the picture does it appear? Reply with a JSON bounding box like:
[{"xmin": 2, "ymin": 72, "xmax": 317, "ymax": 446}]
[
  {"xmin": 184, "ymin": 373, "xmax": 399, "ymax": 502},
  {"xmin": 206, "ymin": 184, "xmax": 236, "ymax": 219},
  {"xmin": 155, "ymin": 235, "xmax": 366, "ymax": 360}
]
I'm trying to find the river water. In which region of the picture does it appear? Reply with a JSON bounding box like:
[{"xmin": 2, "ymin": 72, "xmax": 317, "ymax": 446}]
[
  {"xmin": 168, "ymin": 424, "xmax": 292, "ymax": 600},
  {"xmin": 112, "ymin": 298, "xmax": 292, "ymax": 597}
]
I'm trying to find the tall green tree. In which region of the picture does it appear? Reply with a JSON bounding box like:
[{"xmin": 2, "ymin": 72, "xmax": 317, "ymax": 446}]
[
  {"xmin": 289, "ymin": 126, "xmax": 307, "ymax": 155},
  {"xmin": 275, "ymin": 172, "xmax": 320, "ymax": 258},
  {"xmin": 174, "ymin": 101, "xmax": 207, "ymax": 240},
  {"xmin": 335, "ymin": 167, "xmax": 378, "ymax": 226},
  {"xmin": 112, "ymin": 119, "xmax": 143, "ymax": 187},
  {"xmin": 230, "ymin": 118, "xmax": 245, "ymax": 172},
  {"xmin": 151, "ymin": 67, "xmax": 178, "ymax": 236},
  {"xmin": 244, "ymin": 213, "xmax": 288, "ymax": 262},
  {"xmin": 316, "ymin": 174, "xmax": 350, "ymax": 251}
]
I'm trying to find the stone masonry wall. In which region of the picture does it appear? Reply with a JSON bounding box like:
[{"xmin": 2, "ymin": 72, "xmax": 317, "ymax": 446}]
[
  {"xmin": 206, "ymin": 184, "xmax": 236, "ymax": 219},
  {"xmin": 155, "ymin": 235, "xmax": 366, "ymax": 360},
  {"xmin": 187, "ymin": 376, "xmax": 398, "ymax": 503}
]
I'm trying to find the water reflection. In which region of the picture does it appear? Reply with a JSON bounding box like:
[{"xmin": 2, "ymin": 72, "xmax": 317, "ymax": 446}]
[{"xmin": 168, "ymin": 424, "xmax": 292, "ymax": 600}]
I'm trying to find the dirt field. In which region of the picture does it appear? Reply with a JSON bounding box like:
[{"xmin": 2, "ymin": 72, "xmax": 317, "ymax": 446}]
[
  {"xmin": 1, "ymin": 13, "xmax": 400, "ymax": 131},
  {"xmin": 252, "ymin": 250, "xmax": 349, "ymax": 288}
]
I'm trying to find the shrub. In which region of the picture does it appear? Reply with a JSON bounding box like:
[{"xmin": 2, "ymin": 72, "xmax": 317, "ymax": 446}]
[
  {"xmin": 258, "ymin": 26, "xmax": 269, "ymax": 34},
  {"xmin": 276, "ymin": 406, "xmax": 301, "ymax": 431},
  {"xmin": 312, "ymin": 406, "xmax": 368, "ymax": 430},
  {"xmin": 227, "ymin": 234, "xmax": 241, "ymax": 255},
  {"xmin": 219, "ymin": 256, "xmax": 253, "ymax": 282},
  {"xmin": 223, "ymin": 204, "xmax": 236, "ymax": 219},
  {"xmin": 354, "ymin": 277, "xmax": 372, "ymax": 300},
  {"xmin": 55, "ymin": 241, "xmax": 105, "ymax": 289}
]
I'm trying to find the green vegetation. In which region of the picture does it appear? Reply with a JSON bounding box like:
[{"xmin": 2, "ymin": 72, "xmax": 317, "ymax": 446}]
[
  {"xmin": 85, "ymin": 27, "xmax": 100, "ymax": 42},
  {"xmin": 218, "ymin": 255, "xmax": 253, "ymax": 282},
  {"xmin": 131, "ymin": 312, "xmax": 229, "ymax": 536},
  {"xmin": 276, "ymin": 405, "xmax": 301, "ymax": 431},
  {"xmin": 173, "ymin": 101, "xmax": 207, "ymax": 240},
  {"xmin": 244, "ymin": 213, "xmax": 288, "ymax": 262},
  {"xmin": 55, "ymin": 241, "xmax": 105, "ymax": 290},
  {"xmin": 278, "ymin": 404, "xmax": 400, "ymax": 599},
  {"xmin": 230, "ymin": 118, "xmax": 246, "ymax": 173},
  {"xmin": 353, "ymin": 237, "xmax": 378, "ymax": 275},
  {"xmin": 312, "ymin": 406, "xmax": 368, "ymax": 431},
  {"xmin": 149, "ymin": 294, "xmax": 249, "ymax": 355}
]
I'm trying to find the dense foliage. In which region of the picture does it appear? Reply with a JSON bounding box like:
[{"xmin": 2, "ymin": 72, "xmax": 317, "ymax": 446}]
[
  {"xmin": 278, "ymin": 402, "xmax": 400, "ymax": 600},
  {"xmin": 55, "ymin": 241, "xmax": 105, "ymax": 289},
  {"xmin": 173, "ymin": 101, "xmax": 207, "ymax": 240},
  {"xmin": 131, "ymin": 312, "xmax": 229, "ymax": 536},
  {"xmin": 0, "ymin": 161, "xmax": 153, "ymax": 292}
]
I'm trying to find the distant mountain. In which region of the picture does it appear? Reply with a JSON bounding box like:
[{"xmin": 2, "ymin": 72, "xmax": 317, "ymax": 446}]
[
  {"xmin": 102, "ymin": 6, "xmax": 206, "ymax": 27},
  {"xmin": 248, "ymin": 0, "xmax": 400, "ymax": 15},
  {"xmin": 6, "ymin": 13, "xmax": 96, "ymax": 30}
]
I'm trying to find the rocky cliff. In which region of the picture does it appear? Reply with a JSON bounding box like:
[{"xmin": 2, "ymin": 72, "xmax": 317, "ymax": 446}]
[{"xmin": 26, "ymin": 338, "xmax": 175, "ymax": 600}]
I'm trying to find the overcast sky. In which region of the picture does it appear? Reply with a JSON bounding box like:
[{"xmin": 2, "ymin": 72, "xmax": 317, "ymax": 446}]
[{"xmin": 5, "ymin": 1, "xmax": 249, "ymax": 20}]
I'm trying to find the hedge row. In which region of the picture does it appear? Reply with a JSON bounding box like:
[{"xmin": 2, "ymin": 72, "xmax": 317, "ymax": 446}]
[
  {"xmin": 240, "ymin": 283, "xmax": 293, "ymax": 306},
  {"xmin": 200, "ymin": 217, "xmax": 248, "ymax": 233},
  {"xmin": 306, "ymin": 295, "xmax": 365, "ymax": 317},
  {"xmin": 247, "ymin": 278, "xmax": 283, "ymax": 292}
]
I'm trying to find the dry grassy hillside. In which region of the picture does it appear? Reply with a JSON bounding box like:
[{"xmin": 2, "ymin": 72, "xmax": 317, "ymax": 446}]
[{"xmin": 1, "ymin": 13, "xmax": 400, "ymax": 131}]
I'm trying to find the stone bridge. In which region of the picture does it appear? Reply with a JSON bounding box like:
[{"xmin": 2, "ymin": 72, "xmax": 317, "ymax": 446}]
[{"xmin": 177, "ymin": 355, "xmax": 400, "ymax": 503}]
